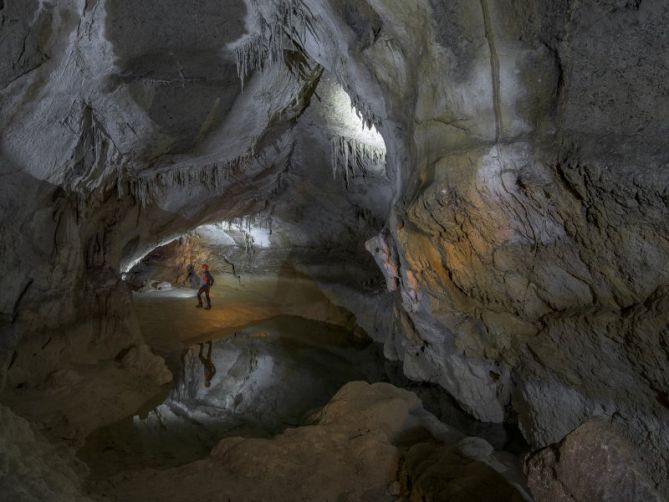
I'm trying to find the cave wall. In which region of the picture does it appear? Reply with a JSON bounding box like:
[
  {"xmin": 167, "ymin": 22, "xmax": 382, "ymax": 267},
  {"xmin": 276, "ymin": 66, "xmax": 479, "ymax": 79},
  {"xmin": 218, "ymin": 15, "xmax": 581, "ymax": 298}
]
[
  {"xmin": 0, "ymin": 0, "xmax": 668, "ymax": 497},
  {"xmin": 292, "ymin": 0, "xmax": 669, "ymax": 493}
]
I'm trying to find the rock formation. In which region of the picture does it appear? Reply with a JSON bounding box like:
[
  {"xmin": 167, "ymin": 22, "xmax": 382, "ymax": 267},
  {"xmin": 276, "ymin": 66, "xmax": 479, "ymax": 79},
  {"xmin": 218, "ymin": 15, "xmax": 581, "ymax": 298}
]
[
  {"xmin": 0, "ymin": 404, "xmax": 93, "ymax": 502},
  {"xmin": 1, "ymin": 0, "xmax": 668, "ymax": 500},
  {"xmin": 94, "ymin": 382, "xmax": 528, "ymax": 502},
  {"xmin": 525, "ymin": 419, "xmax": 662, "ymax": 501}
]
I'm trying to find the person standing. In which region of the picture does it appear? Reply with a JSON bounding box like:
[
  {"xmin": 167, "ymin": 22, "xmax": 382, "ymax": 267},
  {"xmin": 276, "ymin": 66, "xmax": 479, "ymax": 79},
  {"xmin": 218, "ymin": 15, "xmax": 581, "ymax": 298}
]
[{"xmin": 196, "ymin": 264, "xmax": 214, "ymax": 310}]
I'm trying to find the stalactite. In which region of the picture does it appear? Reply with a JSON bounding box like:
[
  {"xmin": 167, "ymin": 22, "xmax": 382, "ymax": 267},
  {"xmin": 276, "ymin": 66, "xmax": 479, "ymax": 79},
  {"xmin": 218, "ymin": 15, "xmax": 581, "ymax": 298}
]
[
  {"xmin": 125, "ymin": 152, "xmax": 254, "ymax": 208},
  {"xmin": 244, "ymin": 232, "xmax": 255, "ymax": 257},
  {"xmin": 330, "ymin": 136, "xmax": 386, "ymax": 185},
  {"xmin": 234, "ymin": 0, "xmax": 315, "ymax": 87},
  {"xmin": 341, "ymin": 82, "xmax": 381, "ymax": 130},
  {"xmin": 63, "ymin": 105, "xmax": 126, "ymax": 207},
  {"xmin": 64, "ymin": 110, "xmax": 262, "ymax": 210},
  {"xmin": 115, "ymin": 164, "xmax": 126, "ymax": 199}
]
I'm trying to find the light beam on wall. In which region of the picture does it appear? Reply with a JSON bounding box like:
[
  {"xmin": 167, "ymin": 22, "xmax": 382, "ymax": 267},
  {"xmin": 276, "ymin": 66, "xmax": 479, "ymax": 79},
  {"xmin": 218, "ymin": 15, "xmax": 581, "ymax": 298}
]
[{"xmin": 330, "ymin": 83, "xmax": 386, "ymax": 150}]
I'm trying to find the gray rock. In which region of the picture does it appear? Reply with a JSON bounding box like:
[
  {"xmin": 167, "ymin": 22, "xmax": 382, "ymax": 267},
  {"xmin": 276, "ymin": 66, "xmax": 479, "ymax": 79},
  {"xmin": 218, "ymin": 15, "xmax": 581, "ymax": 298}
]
[{"xmin": 1, "ymin": 0, "xmax": 668, "ymax": 498}]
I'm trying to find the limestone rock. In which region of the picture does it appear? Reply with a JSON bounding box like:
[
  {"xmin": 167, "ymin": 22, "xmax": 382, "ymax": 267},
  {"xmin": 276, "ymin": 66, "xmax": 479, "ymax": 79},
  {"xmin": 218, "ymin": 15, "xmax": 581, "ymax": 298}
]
[
  {"xmin": 97, "ymin": 382, "xmax": 524, "ymax": 502},
  {"xmin": 0, "ymin": 404, "xmax": 92, "ymax": 502},
  {"xmin": 400, "ymin": 442, "xmax": 526, "ymax": 502},
  {"xmin": 1, "ymin": 0, "xmax": 669, "ymax": 498},
  {"xmin": 96, "ymin": 382, "xmax": 417, "ymax": 501},
  {"xmin": 525, "ymin": 419, "xmax": 662, "ymax": 502},
  {"xmin": 119, "ymin": 344, "xmax": 173, "ymax": 385}
]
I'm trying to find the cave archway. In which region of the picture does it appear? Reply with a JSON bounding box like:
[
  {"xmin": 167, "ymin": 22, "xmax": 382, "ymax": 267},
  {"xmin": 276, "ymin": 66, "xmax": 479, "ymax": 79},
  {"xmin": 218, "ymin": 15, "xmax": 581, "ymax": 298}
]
[{"xmin": 2, "ymin": 0, "xmax": 668, "ymax": 500}]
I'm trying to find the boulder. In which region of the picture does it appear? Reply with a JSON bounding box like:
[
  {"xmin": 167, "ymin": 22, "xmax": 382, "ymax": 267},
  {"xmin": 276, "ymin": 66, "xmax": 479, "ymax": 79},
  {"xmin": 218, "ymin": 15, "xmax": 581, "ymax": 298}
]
[{"xmin": 525, "ymin": 419, "xmax": 662, "ymax": 502}]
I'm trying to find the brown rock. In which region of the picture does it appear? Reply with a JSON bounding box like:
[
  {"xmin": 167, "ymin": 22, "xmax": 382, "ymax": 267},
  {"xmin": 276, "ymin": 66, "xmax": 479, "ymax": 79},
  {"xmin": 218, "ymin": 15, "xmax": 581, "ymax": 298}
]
[
  {"xmin": 401, "ymin": 442, "xmax": 525, "ymax": 502},
  {"xmin": 525, "ymin": 419, "xmax": 661, "ymax": 502}
]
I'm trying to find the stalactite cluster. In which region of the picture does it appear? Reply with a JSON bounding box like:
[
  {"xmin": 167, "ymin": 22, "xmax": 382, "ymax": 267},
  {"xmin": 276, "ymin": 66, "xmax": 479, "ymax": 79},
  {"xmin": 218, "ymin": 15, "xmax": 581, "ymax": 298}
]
[
  {"xmin": 343, "ymin": 84, "xmax": 382, "ymax": 131},
  {"xmin": 123, "ymin": 153, "xmax": 254, "ymax": 208},
  {"xmin": 330, "ymin": 135, "xmax": 386, "ymax": 185},
  {"xmin": 235, "ymin": 0, "xmax": 316, "ymax": 88}
]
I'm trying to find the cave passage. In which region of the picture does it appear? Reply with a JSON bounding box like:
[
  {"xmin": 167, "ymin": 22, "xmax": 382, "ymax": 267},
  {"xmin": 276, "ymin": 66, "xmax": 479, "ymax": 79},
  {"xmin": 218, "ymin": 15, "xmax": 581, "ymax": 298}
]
[
  {"xmin": 80, "ymin": 253, "xmax": 523, "ymax": 483},
  {"xmin": 2, "ymin": 0, "xmax": 668, "ymax": 501}
]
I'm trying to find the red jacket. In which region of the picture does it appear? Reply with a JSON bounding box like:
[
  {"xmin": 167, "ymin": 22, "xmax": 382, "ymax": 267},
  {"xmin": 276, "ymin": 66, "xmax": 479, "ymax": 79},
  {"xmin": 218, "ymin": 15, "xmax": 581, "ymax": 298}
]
[{"xmin": 201, "ymin": 271, "xmax": 214, "ymax": 287}]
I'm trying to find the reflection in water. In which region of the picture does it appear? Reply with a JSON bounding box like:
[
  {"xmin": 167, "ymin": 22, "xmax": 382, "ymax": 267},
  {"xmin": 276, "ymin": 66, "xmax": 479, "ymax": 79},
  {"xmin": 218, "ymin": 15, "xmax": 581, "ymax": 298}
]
[
  {"xmin": 197, "ymin": 341, "xmax": 216, "ymax": 388},
  {"xmin": 79, "ymin": 316, "xmax": 521, "ymax": 479},
  {"xmin": 79, "ymin": 316, "xmax": 387, "ymax": 477}
]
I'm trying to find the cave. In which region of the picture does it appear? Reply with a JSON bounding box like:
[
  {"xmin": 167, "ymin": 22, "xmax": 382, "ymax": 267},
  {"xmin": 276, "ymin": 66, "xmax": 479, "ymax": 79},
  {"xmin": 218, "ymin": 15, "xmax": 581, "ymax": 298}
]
[{"xmin": 0, "ymin": 1, "xmax": 667, "ymax": 501}]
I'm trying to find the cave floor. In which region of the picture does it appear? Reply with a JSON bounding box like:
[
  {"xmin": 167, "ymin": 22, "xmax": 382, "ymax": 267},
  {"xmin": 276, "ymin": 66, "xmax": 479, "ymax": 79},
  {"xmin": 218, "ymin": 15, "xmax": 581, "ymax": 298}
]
[
  {"xmin": 131, "ymin": 273, "xmax": 357, "ymax": 354},
  {"xmin": 78, "ymin": 275, "xmax": 387, "ymax": 480},
  {"xmin": 75, "ymin": 275, "xmax": 528, "ymax": 500}
]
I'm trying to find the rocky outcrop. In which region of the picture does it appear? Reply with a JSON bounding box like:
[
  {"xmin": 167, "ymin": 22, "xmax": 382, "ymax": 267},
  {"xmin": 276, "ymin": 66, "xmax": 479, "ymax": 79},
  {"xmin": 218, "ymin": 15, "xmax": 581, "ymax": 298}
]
[
  {"xmin": 95, "ymin": 382, "xmax": 526, "ymax": 502},
  {"xmin": 401, "ymin": 442, "xmax": 525, "ymax": 502},
  {"xmin": 0, "ymin": 404, "xmax": 93, "ymax": 502},
  {"xmin": 525, "ymin": 419, "xmax": 662, "ymax": 502},
  {"xmin": 290, "ymin": 0, "xmax": 669, "ymax": 495}
]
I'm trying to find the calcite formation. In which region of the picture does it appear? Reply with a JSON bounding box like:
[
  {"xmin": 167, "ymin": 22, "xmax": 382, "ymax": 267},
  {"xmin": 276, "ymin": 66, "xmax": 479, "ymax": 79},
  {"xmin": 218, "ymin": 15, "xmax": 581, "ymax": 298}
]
[{"xmin": 1, "ymin": 0, "xmax": 667, "ymax": 500}]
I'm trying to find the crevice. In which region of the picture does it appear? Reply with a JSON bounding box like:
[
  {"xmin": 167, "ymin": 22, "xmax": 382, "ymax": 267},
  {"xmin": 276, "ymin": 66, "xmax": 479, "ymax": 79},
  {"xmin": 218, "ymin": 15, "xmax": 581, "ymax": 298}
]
[
  {"xmin": 555, "ymin": 162, "xmax": 585, "ymax": 202},
  {"xmin": 480, "ymin": 0, "xmax": 503, "ymax": 143},
  {"xmin": 8, "ymin": 351, "xmax": 17, "ymax": 369},
  {"xmin": 114, "ymin": 345, "xmax": 136, "ymax": 363},
  {"xmin": 1, "ymin": 55, "xmax": 50, "ymax": 91},
  {"xmin": 11, "ymin": 278, "xmax": 34, "ymax": 324},
  {"xmin": 40, "ymin": 337, "xmax": 52, "ymax": 351},
  {"xmin": 17, "ymin": 33, "xmax": 28, "ymax": 65}
]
